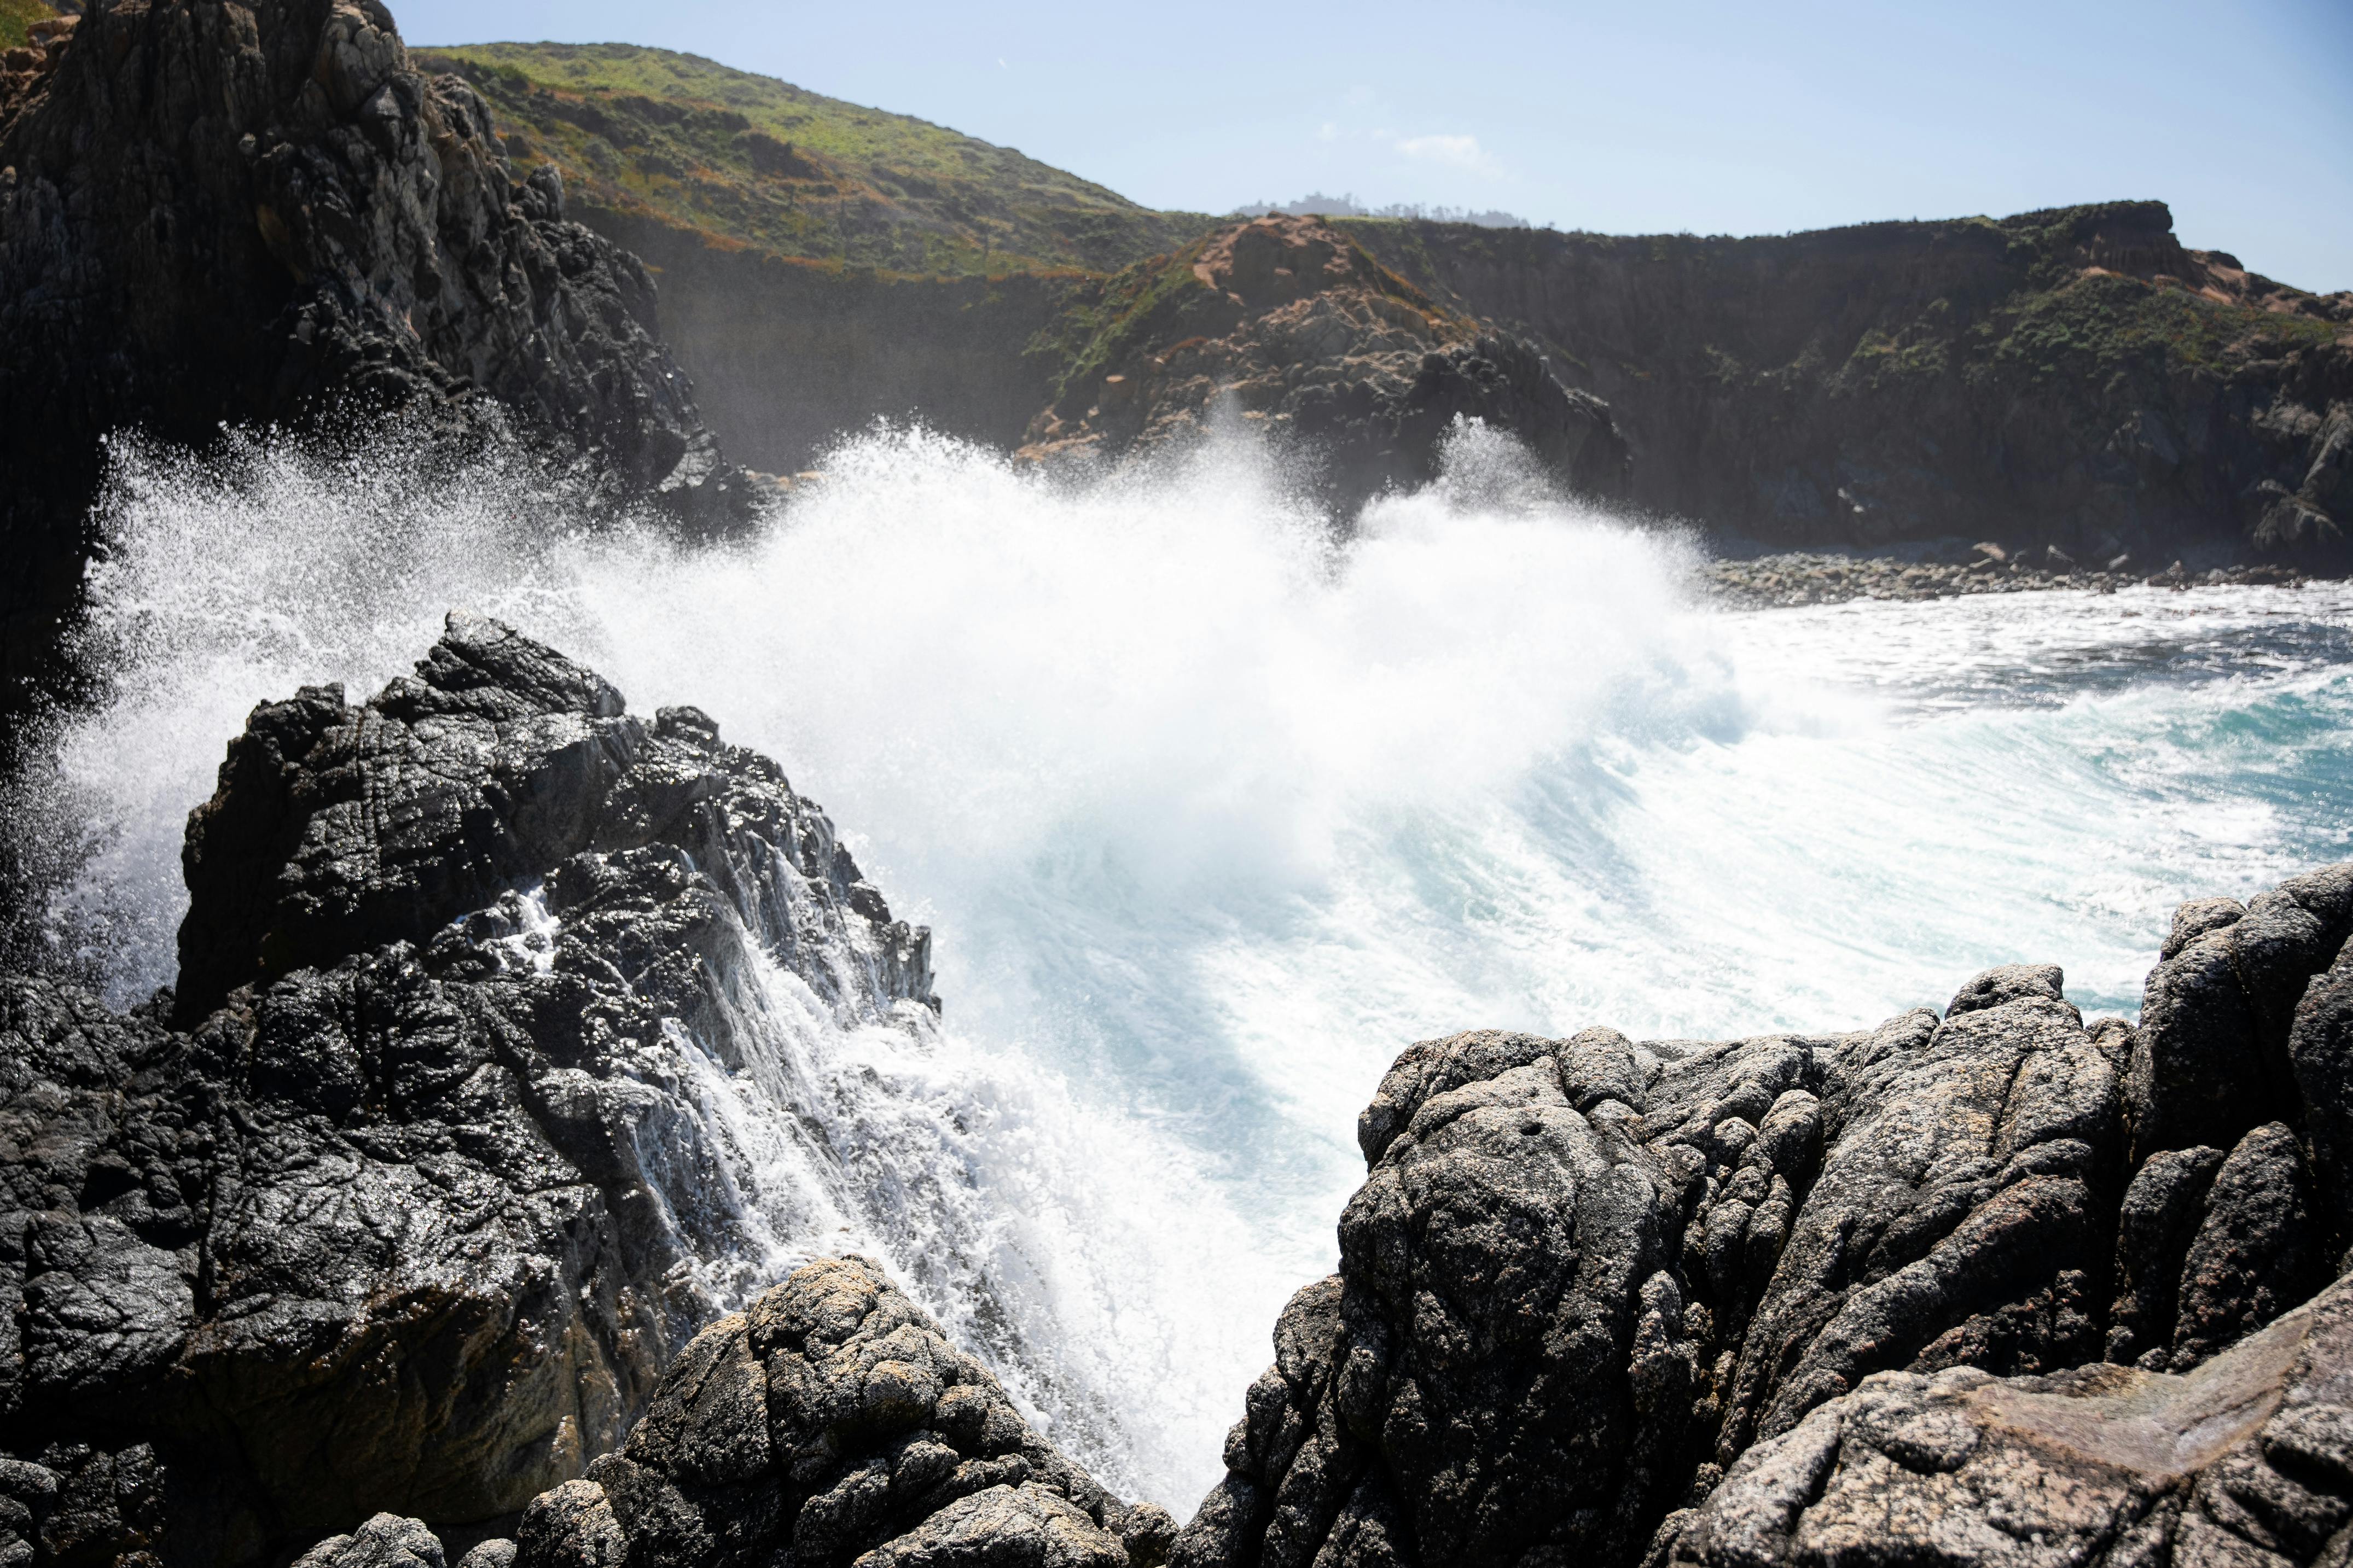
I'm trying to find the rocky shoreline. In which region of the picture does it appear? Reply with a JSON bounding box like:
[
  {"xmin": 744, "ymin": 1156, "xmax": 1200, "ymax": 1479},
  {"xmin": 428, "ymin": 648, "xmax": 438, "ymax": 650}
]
[
  {"xmin": 5, "ymin": 614, "xmax": 2353, "ymax": 1568},
  {"xmin": 6, "ymin": 3, "xmax": 2353, "ymax": 1566},
  {"xmin": 1707, "ymin": 543, "xmax": 2317, "ymax": 608}
]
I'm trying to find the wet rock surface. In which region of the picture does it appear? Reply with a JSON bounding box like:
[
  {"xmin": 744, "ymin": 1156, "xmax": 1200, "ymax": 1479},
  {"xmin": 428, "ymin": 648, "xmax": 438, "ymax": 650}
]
[
  {"xmin": 513, "ymin": 1257, "xmax": 1172, "ymax": 1568},
  {"xmin": 0, "ymin": 615, "xmax": 933, "ymax": 1566},
  {"xmin": 9, "ymin": 615, "xmax": 2353, "ymax": 1568},
  {"xmin": 1707, "ymin": 544, "xmax": 2316, "ymax": 607},
  {"xmin": 1170, "ymin": 865, "xmax": 2353, "ymax": 1568},
  {"xmin": 1015, "ymin": 215, "xmax": 1629, "ymax": 515},
  {"xmin": 0, "ymin": 0, "xmax": 746, "ymax": 727}
]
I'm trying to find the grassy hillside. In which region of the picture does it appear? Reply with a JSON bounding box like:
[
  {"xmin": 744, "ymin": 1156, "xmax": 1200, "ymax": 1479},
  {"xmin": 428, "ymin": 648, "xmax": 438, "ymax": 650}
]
[
  {"xmin": 416, "ymin": 42, "xmax": 1216, "ymax": 275},
  {"xmin": 0, "ymin": 0, "xmax": 55, "ymax": 49}
]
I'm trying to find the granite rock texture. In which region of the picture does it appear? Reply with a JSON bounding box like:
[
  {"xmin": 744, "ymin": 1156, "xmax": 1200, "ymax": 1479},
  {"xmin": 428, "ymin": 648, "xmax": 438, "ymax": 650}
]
[
  {"xmin": 0, "ymin": 615, "xmax": 933, "ymax": 1566},
  {"xmin": 1653, "ymin": 1270, "xmax": 2353, "ymax": 1568},
  {"xmin": 1170, "ymin": 865, "xmax": 2353, "ymax": 1568},
  {"xmin": 0, "ymin": 0, "xmax": 746, "ymax": 728}
]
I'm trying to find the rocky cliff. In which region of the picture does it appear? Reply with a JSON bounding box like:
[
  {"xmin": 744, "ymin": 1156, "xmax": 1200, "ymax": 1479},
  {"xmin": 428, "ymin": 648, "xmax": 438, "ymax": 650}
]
[
  {"xmin": 0, "ymin": 0, "xmax": 747, "ymax": 732},
  {"xmin": 0, "ymin": 614, "xmax": 937, "ymax": 1566},
  {"xmin": 1345, "ymin": 202, "xmax": 2353, "ymax": 564},
  {"xmin": 576, "ymin": 210, "xmax": 1088, "ymax": 476},
  {"xmin": 1016, "ymin": 215, "xmax": 1631, "ymax": 514}
]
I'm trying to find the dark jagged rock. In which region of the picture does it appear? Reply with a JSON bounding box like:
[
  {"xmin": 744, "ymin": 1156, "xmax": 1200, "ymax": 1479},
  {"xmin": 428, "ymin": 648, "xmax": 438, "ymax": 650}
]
[
  {"xmin": 0, "ymin": 1439, "xmax": 166, "ymax": 1567},
  {"xmin": 292, "ymin": 1515, "xmax": 449, "ymax": 1568},
  {"xmin": 0, "ymin": 0, "xmax": 748, "ymax": 729},
  {"xmin": 1015, "ymin": 215, "xmax": 1630, "ymax": 515},
  {"xmin": 2129, "ymin": 865, "xmax": 2353, "ymax": 1168},
  {"xmin": 1171, "ymin": 866, "xmax": 2353, "ymax": 1568},
  {"xmin": 0, "ymin": 616, "xmax": 934, "ymax": 1567},
  {"xmin": 511, "ymin": 1257, "xmax": 1173, "ymax": 1568},
  {"xmin": 172, "ymin": 610, "xmax": 932, "ymax": 1024}
]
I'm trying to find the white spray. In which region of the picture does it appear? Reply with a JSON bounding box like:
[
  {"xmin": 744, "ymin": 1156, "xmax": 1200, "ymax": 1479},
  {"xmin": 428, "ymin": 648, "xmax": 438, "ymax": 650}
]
[{"xmin": 14, "ymin": 419, "xmax": 2353, "ymax": 1508}]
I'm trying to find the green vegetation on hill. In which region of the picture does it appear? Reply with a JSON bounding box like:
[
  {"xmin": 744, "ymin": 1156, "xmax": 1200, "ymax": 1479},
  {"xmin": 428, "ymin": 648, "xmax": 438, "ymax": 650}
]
[
  {"xmin": 1033, "ymin": 234, "xmax": 1221, "ymax": 403},
  {"xmin": 0, "ymin": 0, "xmax": 56, "ymax": 50},
  {"xmin": 415, "ymin": 42, "xmax": 1215, "ymax": 275},
  {"xmin": 1035, "ymin": 219, "xmax": 1456, "ymax": 408}
]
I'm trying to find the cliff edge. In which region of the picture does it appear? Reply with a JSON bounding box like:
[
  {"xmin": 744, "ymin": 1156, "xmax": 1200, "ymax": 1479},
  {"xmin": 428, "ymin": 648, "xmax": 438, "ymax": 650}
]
[
  {"xmin": 1348, "ymin": 201, "xmax": 2353, "ymax": 563},
  {"xmin": 0, "ymin": 0, "xmax": 747, "ymax": 732}
]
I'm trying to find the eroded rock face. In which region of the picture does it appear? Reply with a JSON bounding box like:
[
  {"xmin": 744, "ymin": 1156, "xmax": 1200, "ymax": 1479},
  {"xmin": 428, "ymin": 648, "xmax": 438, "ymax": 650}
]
[
  {"xmin": 1172, "ymin": 866, "xmax": 2353, "ymax": 1568},
  {"xmin": 1655, "ymin": 1272, "xmax": 2353, "ymax": 1567},
  {"xmin": 512, "ymin": 1257, "xmax": 1175, "ymax": 1568},
  {"xmin": 1346, "ymin": 203, "xmax": 2353, "ymax": 564},
  {"xmin": 0, "ymin": 0, "xmax": 745, "ymax": 724},
  {"xmin": 1015, "ymin": 215, "xmax": 1629, "ymax": 514},
  {"xmin": 0, "ymin": 616, "xmax": 934, "ymax": 1566}
]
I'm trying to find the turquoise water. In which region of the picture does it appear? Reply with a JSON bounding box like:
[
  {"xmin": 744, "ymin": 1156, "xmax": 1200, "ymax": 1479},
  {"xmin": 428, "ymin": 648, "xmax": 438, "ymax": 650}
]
[{"xmin": 21, "ymin": 421, "xmax": 2353, "ymax": 1505}]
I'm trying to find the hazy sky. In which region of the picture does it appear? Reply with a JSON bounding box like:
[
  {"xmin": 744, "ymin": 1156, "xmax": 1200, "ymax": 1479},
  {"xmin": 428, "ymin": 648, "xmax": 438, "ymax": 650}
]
[{"xmin": 396, "ymin": 0, "xmax": 2353, "ymax": 291}]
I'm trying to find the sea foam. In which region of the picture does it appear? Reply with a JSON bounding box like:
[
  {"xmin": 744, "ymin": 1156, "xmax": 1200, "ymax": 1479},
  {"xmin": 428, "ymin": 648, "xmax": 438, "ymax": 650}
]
[{"xmin": 12, "ymin": 417, "xmax": 2353, "ymax": 1507}]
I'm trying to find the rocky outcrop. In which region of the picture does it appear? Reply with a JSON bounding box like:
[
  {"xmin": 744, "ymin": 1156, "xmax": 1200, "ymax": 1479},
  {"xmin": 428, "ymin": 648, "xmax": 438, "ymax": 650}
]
[
  {"xmin": 510, "ymin": 1256, "xmax": 1174, "ymax": 1568},
  {"xmin": 1655, "ymin": 1272, "xmax": 2353, "ymax": 1567},
  {"xmin": 0, "ymin": 614, "xmax": 934, "ymax": 1566},
  {"xmin": 1347, "ymin": 202, "xmax": 2353, "ymax": 564},
  {"xmin": 1169, "ymin": 867, "xmax": 2353, "ymax": 1568},
  {"xmin": 1015, "ymin": 215, "xmax": 1630, "ymax": 515},
  {"xmin": 0, "ymin": 0, "xmax": 747, "ymax": 728},
  {"xmin": 15, "ymin": 605, "xmax": 2353, "ymax": 1568}
]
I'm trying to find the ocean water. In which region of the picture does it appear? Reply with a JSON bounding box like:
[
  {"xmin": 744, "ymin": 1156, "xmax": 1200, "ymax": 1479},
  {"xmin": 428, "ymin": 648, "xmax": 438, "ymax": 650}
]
[{"xmin": 14, "ymin": 419, "xmax": 2353, "ymax": 1510}]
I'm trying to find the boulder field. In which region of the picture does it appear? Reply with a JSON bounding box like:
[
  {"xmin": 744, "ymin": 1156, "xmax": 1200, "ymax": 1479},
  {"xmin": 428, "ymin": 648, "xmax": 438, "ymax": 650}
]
[{"xmin": 4, "ymin": 616, "xmax": 2353, "ymax": 1567}]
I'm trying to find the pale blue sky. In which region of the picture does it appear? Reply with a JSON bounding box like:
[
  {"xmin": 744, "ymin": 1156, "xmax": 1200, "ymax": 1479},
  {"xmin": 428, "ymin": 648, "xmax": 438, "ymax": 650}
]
[{"xmin": 397, "ymin": 0, "xmax": 2353, "ymax": 290}]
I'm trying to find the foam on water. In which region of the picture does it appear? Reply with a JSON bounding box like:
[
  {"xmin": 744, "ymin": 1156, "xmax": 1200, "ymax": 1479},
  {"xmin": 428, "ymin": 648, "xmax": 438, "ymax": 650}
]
[{"xmin": 14, "ymin": 419, "xmax": 2353, "ymax": 1509}]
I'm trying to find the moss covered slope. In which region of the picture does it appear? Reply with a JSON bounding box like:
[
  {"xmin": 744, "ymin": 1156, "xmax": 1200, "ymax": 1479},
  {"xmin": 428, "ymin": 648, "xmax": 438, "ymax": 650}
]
[
  {"xmin": 416, "ymin": 42, "xmax": 1213, "ymax": 275},
  {"xmin": 0, "ymin": 0, "xmax": 56, "ymax": 50}
]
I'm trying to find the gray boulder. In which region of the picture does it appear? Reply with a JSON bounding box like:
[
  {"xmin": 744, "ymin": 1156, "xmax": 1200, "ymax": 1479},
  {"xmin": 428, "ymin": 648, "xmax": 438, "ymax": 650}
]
[
  {"xmin": 1172, "ymin": 868, "xmax": 2353, "ymax": 1568},
  {"xmin": 292, "ymin": 1515, "xmax": 448, "ymax": 1568},
  {"xmin": 1653, "ymin": 1269, "xmax": 2353, "ymax": 1567},
  {"xmin": 513, "ymin": 1257, "xmax": 1172, "ymax": 1568}
]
